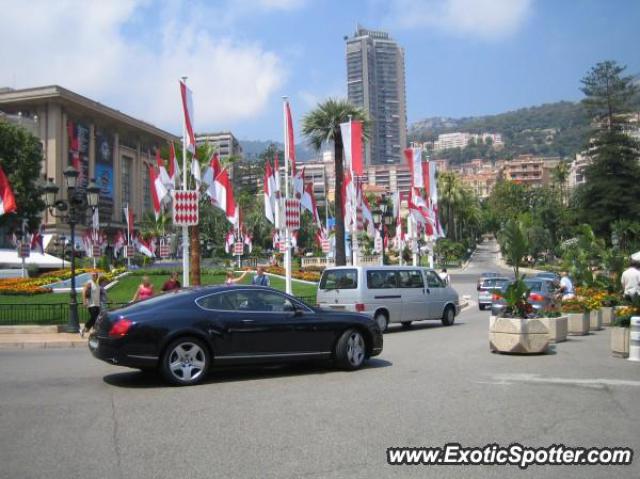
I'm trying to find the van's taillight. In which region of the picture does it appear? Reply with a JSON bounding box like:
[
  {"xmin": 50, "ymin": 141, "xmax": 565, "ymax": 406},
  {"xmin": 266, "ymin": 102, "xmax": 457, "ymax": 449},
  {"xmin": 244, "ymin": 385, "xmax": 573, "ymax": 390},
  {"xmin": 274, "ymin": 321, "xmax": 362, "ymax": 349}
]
[
  {"xmin": 529, "ymin": 293, "xmax": 544, "ymax": 302},
  {"xmin": 355, "ymin": 303, "xmax": 365, "ymax": 312},
  {"xmin": 109, "ymin": 318, "xmax": 133, "ymax": 337},
  {"xmin": 492, "ymin": 294, "xmax": 502, "ymax": 301}
]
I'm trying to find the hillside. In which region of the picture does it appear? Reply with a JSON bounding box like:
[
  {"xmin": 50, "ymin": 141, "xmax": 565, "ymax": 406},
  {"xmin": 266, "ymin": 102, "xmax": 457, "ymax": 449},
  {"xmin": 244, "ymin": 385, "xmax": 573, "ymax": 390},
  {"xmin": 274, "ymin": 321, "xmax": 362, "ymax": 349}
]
[
  {"xmin": 239, "ymin": 139, "xmax": 317, "ymax": 162},
  {"xmin": 409, "ymin": 101, "xmax": 592, "ymax": 162}
]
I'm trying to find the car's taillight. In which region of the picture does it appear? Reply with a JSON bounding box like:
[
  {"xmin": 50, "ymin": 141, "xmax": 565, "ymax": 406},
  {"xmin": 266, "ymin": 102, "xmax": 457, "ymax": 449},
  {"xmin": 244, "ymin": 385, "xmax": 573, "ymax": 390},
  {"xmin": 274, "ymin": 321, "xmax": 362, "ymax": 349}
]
[
  {"xmin": 355, "ymin": 303, "xmax": 365, "ymax": 312},
  {"xmin": 492, "ymin": 294, "xmax": 502, "ymax": 301},
  {"xmin": 109, "ymin": 318, "xmax": 133, "ymax": 337},
  {"xmin": 529, "ymin": 293, "xmax": 544, "ymax": 302}
]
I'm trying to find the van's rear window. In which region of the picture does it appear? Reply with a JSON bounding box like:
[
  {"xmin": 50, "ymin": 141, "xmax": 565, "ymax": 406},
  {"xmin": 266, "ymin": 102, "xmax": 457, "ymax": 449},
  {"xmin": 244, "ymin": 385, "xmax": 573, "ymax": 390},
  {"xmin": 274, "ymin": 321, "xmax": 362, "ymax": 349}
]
[{"xmin": 320, "ymin": 269, "xmax": 358, "ymax": 290}]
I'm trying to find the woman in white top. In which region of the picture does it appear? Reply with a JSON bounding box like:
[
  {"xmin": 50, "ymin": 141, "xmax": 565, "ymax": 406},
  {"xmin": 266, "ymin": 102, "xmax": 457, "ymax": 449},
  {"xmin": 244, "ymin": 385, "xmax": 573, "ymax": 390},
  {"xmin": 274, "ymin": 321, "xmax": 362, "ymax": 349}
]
[
  {"xmin": 225, "ymin": 270, "xmax": 248, "ymax": 286},
  {"xmin": 81, "ymin": 272, "xmax": 102, "ymax": 337}
]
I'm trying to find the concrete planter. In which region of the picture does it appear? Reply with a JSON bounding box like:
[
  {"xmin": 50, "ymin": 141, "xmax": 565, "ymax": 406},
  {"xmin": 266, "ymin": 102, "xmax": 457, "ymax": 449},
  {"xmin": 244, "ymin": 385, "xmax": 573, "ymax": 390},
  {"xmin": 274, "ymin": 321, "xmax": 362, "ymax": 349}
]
[
  {"xmin": 489, "ymin": 316, "xmax": 550, "ymax": 354},
  {"xmin": 600, "ymin": 307, "xmax": 613, "ymax": 327},
  {"xmin": 566, "ymin": 312, "xmax": 590, "ymax": 336},
  {"xmin": 538, "ymin": 316, "xmax": 568, "ymax": 343},
  {"xmin": 611, "ymin": 327, "xmax": 630, "ymax": 358},
  {"xmin": 589, "ymin": 310, "xmax": 602, "ymax": 331}
]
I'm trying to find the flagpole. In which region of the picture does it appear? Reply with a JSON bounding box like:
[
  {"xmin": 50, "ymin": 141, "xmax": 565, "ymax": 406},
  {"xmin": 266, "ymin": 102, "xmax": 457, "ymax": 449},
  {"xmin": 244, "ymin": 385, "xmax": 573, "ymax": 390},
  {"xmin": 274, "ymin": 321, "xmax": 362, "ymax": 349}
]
[
  {"xmin": 282, "ymin": 97, "xmax": 292, "ymax": 295},
  {"xmin": 181, "ymin": 76, "xmax": 190, "ymax": 287},
  {"xmin": 125, "ymin": 203, "xmax": 131, "ymax": 270}
]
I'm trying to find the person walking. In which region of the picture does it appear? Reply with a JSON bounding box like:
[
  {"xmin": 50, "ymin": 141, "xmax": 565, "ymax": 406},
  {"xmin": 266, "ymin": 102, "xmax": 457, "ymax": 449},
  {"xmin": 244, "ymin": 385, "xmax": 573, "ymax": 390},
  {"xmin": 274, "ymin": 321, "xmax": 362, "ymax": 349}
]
[
  {"xmin": 132, "ymin": 275, "xmax": 154, "ymax": 302},
  {"xmin": 621, "ymin": 254, "xmax": 640, "ymax": 301},
  {"xmin": 161, "ymin": 271, "xmax": 181, "ymax": 292},
  {"xmin": 559, "ymin": 271, "xmax": 575, "ymax": 301},
  {"xmin": 252, "ymin": 266, "xmax": 270, "ymax": 287},
  {"xmin": 81, "ymin": 272, "xmax": 102, "ymax": 337},
  {"xmin": 439, "ymin": 268, "xmax": 450, "ymax": 286}
]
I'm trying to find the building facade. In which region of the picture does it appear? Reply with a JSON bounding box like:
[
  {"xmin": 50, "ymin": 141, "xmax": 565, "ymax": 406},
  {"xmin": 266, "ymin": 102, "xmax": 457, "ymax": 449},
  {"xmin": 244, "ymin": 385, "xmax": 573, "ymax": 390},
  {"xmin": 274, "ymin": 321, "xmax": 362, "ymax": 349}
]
[
  {"xmin": 195, "ymin": 131, "xmax": 243, "ymax": 161},
  {"xmin": 346, "ymin": 26, "xmax": 407, "ymax": 166},
  {"xmin": 500, "ymin": 155, "xmax": 560, "ymax": 188},
  {"xmin": 0, "ymin": 85, "xmax": 178, "ymax": 238}
]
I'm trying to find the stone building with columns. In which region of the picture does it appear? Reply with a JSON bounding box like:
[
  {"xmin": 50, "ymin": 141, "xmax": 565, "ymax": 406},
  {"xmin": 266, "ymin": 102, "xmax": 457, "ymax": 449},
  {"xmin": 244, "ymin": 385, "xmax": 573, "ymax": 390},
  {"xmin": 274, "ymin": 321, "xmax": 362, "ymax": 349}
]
[{"xmin": 0, "ymin": 85, "xmax": 178, "ymax": 242}]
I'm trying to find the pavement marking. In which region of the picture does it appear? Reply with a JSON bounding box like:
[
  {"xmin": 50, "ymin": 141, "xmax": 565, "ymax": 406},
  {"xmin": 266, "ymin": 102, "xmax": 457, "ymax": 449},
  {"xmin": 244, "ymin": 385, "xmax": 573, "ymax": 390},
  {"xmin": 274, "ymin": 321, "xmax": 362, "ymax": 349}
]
[{"xmin": 479, "ymin": 373, "xmax": 640, "ymax": 389}]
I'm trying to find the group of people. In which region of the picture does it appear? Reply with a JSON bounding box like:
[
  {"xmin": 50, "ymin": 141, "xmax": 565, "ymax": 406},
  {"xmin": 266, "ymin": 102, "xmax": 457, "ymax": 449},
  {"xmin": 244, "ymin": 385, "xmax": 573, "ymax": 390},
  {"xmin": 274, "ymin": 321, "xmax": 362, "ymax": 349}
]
[{"xmin": 80, "ymin": 267, "xmax": 271, "ymax": 336}]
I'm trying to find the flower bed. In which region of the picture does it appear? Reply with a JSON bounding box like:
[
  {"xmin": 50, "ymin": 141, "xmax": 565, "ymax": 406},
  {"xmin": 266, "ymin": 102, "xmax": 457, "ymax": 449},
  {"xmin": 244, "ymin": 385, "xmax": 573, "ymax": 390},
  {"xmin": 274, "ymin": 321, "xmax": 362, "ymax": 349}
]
[
  {"xmin": 265, "ymin": 266, "xmax": 320, "ymax": 282},
  {"xmin": 0, "ymin": 267, "xmax": 125, "ymax": 296}
]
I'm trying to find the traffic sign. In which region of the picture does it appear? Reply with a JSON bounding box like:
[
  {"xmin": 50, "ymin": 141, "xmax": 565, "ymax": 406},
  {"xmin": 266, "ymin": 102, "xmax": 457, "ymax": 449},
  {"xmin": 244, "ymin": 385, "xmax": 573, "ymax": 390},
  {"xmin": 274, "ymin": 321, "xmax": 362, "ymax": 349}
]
[{"xmin": 18, "ymin": 243, "xmax": 30, "ymax": 258}]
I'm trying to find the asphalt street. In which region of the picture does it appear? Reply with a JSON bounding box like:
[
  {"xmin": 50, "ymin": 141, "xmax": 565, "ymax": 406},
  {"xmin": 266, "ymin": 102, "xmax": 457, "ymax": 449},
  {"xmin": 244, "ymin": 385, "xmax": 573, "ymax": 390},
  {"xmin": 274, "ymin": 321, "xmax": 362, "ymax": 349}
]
[{"xmin": 1, "ymin": 240, "xmax": 639, "ymax": 479}]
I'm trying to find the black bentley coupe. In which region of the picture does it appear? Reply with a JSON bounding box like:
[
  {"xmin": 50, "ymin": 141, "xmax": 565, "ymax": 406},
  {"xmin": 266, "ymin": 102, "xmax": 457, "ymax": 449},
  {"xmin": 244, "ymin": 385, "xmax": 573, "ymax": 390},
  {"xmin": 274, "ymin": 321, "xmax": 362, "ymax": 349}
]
[{"xmin": 89, "ymin": 286, "xmax": 383, "ymax": 385}]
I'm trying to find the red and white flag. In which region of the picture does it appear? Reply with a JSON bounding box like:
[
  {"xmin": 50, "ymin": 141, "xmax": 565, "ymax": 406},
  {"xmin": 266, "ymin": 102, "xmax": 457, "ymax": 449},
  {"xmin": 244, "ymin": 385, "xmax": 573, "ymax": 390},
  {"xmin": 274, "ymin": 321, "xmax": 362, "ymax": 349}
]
[
  {"xmin": 342, "ymin": 170, "xmax": 357, "ymax": 228},
  {"xmin": 156, "ymin": 148, "xmax": 171, "ymax": 187},
  {"xmin": 242, "ymin": 225, "xmax": 253, "ymax": 253},
  {"xmin": 124, "ymin": 205, "xmax": 134, "ymax": 241},
  {"xmin": 180, "ymin": 79, "xmax": 196, "ymax": 154},
  {"xmin": 30, "ymin": 224, "xmax": 44, "ymax": 254},
  {"xmin": 300, "ymin": 182, "xmax": 320, "ymax": 224},
  {"xmin": 134, "ymin": 234, "xmax": 155, "ymax": 258},
  {"xmin": 0, "ymin": 165, "xmax": 17, "ymax": 216},
  {"xmin": 284, "ymin": 100, "xmax": 296, "ymax": 175},
  {"xmin": 340, "ymin": 120, "xmax": 364, "ymax": 177},
  {"xmin": 202, "ymin": 152, "xmax": 221, "ymax": 187},
  {"xmin": 293, "ymin": 167, "xmax": 305, "ymax": 199},
  {"xmin": 168, "ymin": 142, "xmax": 181, "ymax": 189},
  {"xmin": 114, "ymin": 230, "xmax": 126, "ymax": 256},
  {"xmin": 361, "ymin": 192, "xmax": 375, "ymax": 236},
  {"xmin": 149, "ymin": 164, "xmax": 168, "ymax": 219},
  {"xmin": 213, "ymin": 168, "xmax": 237, "ymax": 224},
  {"xmin": 224, "ymin": 229, "xmax": 235, "ymax": 254},
  {"xmin": 404, "ymin": 147, "xmax": 423, "ymax": 190},
  {"xmin": 272, "ymin": 230, "xmax": 280, "ymax": 250},
  {"xmin": 264, "ymin": 160, "xmax": 276, "ymax": 224}
]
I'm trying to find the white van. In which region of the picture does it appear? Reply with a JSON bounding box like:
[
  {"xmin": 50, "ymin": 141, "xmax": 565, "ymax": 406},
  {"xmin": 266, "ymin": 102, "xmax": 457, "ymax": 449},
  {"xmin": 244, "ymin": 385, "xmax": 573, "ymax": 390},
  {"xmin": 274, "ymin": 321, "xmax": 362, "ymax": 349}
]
[{"xmin": 317, "ymin": 266, "xmax": 461, "ymax": 332}]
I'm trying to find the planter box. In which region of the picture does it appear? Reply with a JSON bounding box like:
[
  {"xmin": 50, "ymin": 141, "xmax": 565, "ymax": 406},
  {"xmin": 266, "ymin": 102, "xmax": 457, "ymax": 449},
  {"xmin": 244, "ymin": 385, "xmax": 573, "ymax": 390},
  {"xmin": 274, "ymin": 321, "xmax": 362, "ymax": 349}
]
[
  {"xmin": 566, "ymin": 312, "xmax": 590, "ymax": 336},
  {"xmin": 538, "ymin": 316, "xmax": 568, "ymax": 343},
  {"xmin": 589, "ymin": 310, "xmax": 602, "ymax": 331},
  {"xmin": 611, "ymin": 327, "xmax": 630, "ymax": 358},
  {"xmin": 600, "ymin": 307, "xmax": 613, "ymax": 326},
  {"xmin": 489, "ymin": 317, "xmax": 550, "ymax": 354}
]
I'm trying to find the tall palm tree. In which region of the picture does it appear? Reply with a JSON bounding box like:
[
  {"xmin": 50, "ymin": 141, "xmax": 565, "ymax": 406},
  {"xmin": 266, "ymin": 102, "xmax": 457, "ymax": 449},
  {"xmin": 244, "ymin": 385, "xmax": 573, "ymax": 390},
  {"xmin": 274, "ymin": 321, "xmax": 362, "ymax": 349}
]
[
  {"xmin": 438, "ymin": 172, "xmax": 463, "ymax": 241},
  {"xmin": 551, "ymin": 160, "xmax": 570, "ymax": 205},
  {"xmin": 302, "ymin": 99, "xmax": 369, "ymax": 265}
]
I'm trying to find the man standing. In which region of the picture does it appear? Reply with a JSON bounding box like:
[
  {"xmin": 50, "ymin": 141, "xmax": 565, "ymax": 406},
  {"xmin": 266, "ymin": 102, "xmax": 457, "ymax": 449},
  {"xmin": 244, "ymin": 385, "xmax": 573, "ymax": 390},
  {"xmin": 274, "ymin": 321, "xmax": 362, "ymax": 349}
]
[
  {"xmin": 621, "ymin": 254, "xmax": 640, "ymax": 300},
  {"xmin": 252, "ymin": 266, "xmax": 270, "ymax": 287},
  {"xmin": 559, "ymin": 271, "xmax": 575, "ymax": 301}
]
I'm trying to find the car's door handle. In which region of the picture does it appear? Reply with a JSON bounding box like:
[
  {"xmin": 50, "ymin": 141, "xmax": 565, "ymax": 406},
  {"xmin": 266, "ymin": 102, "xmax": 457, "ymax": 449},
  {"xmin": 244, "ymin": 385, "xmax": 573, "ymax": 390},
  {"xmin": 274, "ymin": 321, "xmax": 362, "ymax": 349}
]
[{"xmin": 242, "ymin": 319, "xmax": 255, "ymax": 323}]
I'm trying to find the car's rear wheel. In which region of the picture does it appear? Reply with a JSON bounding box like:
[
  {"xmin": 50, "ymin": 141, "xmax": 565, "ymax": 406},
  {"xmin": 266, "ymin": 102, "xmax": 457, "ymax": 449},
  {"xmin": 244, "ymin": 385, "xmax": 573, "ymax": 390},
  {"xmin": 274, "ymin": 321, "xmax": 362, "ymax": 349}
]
[
  {"xmin": 401, "ymin": 321, "xmax": 412, "ymax": 329},
  {"xmin": 441, "ymin": 305, "xmax": 455, "ymax": 326},
  {"xmin": 335, "ymin": 329, "xmax": 366, "ymax": 370},
  {"xmin": 161, "ymin": 337, "xmax": 210, "ymax": 386},
  {"xmin": 374, "ymin": 311, "xmax": 388, "ymax": 332}
]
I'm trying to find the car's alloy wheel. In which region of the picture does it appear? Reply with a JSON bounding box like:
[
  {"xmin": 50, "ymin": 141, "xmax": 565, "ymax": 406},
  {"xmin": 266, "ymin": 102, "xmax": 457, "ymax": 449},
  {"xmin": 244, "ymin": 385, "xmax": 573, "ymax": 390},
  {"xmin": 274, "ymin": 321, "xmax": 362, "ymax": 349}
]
[
  {"xmin": 335, "ymin": 329, "xmax": 366, "ymax": 370},
  {"xmin": 374, "ymin": 312, "xmax": 388, "ymax": 332},
  {"xmin": 162, "ymin": 338, "xmax": 209, "ymax": 386},
  {"xmin": 441, "ymin": 306, "xmax": 455, "ymax": 326}
]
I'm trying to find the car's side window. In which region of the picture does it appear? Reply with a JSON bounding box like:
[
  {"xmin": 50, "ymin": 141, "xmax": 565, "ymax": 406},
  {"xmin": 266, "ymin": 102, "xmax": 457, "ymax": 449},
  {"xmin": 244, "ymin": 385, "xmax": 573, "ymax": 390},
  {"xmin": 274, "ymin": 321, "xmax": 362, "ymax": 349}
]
[
  {"xmin": 398, "ymin": 270, "xmax": 424, "ymax": 288},
  {"xmin": 253, "ymin": 291, "xmax": 296, "ymax": 312},
  {"xmin": 367, "ymin": 270, "xmax": 398, "ymax": 289},
  {"xmin": 426, "ymin": 271, "xmax": 444, "ymax": 288},
  {"xmin": 197, "ymin": 292, "xmax": 235, "ymax": 311}
]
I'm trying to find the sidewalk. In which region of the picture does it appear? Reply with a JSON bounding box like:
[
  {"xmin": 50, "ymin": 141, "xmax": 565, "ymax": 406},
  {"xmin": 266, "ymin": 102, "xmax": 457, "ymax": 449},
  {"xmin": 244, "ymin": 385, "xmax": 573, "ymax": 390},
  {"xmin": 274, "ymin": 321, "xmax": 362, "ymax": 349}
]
[{"xmin": 0, "ymin": 326, "xmax": 87, "ymax": 349}]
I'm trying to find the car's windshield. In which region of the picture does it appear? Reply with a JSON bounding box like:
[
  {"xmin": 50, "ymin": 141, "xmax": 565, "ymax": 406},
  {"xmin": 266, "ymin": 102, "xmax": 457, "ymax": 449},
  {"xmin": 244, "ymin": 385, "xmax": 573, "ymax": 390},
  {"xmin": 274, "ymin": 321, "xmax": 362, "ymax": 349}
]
[
  {"xmin": 524, "ymin": 281, "xmax": 543, "ymax": 292},
  {"xmin": 481, "ymin": 278, "xmax": 509, "ymax": 288}
]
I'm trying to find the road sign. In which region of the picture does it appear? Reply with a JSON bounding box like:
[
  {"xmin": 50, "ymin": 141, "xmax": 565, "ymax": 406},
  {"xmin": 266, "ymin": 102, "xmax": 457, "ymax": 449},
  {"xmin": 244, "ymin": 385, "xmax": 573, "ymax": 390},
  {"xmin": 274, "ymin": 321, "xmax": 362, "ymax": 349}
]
[
  {"xmin": 284, "ymin": 198, "xmax": 300, "ymax": 230},
  {"xmin": 159, "ymin": 244, "xmax": 170, "ymax": 259},
  {"xmin": 321, "ymin": 239, "xmax": 330, "ymax": 254},
  {"xmin": 92, "ymin": 245, "xmax": 101, "ymax": 258},
  {"xmin": 125, "ymin": 245, "xmax": 135, "ymax": 258},
  {"xmin": 17, "ymin": 243, "xmax": 30, "ymax": 258},
  {"xmin": 279, "ymin": 240, "xmax": 288, "ymax": 253},
  {"xmin": 172, "ymin": 190, "xmax": 199, "ymax": 226},
  {"xmin": 233, "ymin": 242, "xmax": 244, "ymax": 255}
]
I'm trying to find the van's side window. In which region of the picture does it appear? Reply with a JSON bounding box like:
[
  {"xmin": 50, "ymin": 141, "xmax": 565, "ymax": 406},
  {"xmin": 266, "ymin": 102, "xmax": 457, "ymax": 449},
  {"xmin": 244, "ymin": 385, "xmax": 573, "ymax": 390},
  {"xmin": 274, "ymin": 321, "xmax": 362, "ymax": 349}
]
[
  {"xmin": 366, "ymin": 270, "xmax": 398, "ymax": 289},
  {"xmin": 426, "ymin": 271, "xmax": 444, "ymax": 288},
  {"xmin": 319, "ymin": 269, "xmax": 358, "ymax": 290},
  {"xmin": 399, "ymin": 270, "xmax": 424, "ymax": 288}
]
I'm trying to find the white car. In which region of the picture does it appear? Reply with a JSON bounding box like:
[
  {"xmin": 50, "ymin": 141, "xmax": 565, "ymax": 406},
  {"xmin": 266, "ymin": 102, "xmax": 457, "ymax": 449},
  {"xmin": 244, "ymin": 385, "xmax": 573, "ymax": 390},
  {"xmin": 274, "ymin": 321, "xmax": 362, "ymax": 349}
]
[{"xmin": 317, "ymin": 266, "xmax": 461, "ymax": 332}]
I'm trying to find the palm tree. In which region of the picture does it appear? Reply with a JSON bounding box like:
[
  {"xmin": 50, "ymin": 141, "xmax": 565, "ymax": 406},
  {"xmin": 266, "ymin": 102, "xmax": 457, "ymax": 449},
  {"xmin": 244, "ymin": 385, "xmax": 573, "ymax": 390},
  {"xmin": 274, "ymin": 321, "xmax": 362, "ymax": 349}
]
[
  {"xmin": 302, "ymin": 99, "xmax": 369, "ymax": 265},
  {"xmin": 438, "ymin": 172, "xmax": 463, "ymax": 241},
  {"xmin": 551, "ymin": 160, "xmax": 570, "ymax": 205},
  {"xmin": 500, "ymin": 219, "xmax": 529, "ymax": 279}
]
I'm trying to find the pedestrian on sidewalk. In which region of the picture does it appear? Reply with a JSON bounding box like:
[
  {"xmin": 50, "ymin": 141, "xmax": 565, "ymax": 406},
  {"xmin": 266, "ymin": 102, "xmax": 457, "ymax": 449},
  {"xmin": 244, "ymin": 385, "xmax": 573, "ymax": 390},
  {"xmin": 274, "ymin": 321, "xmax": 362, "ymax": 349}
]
[
  {"xmin": 132, "ymin": 275, "xmax": 154, "ymax": 302},
  {"xmin": 439, "ymin": 268, "xmax": 450, "ymax": 286},
  {"xmin": 559, "ymin": 271, "xmax": 575, "ymax": 301},
  {"xmin": 252, "ymin": 266, "xmax": 270, "ymax": 287},
  {"xmin": 621, "ymin": 254, "xmax": 640, "ymax": 301},
  {"xmin": 161, "ymin": 271, "xmax": 181, "ymax": 292},
  {"xmin": 81, "ymin": 272, "xmax": 101, "ymax": 337}
]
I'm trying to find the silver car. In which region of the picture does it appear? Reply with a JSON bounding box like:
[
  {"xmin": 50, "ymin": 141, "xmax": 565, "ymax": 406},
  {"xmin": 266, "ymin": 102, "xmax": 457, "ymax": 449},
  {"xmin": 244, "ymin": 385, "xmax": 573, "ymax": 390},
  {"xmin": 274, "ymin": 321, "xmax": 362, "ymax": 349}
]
[
  {"xmin": 477, "ymin": 277, "xmax": 510, "ymax": 310},
  {"xmin": 317, "ymin": 266, "xmax": 461, "ymax": 332}
]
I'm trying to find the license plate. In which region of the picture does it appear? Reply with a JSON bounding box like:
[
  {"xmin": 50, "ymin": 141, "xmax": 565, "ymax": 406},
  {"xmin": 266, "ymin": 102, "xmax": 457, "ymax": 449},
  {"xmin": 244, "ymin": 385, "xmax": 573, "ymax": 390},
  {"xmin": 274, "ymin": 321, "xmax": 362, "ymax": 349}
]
[
  {"xmin": 330, "ymin": 305, "xmax": 346, "ymax": 310},
  {"xmin": 88, "ymin": 338, "xmax": 99, "ymax": 350}
]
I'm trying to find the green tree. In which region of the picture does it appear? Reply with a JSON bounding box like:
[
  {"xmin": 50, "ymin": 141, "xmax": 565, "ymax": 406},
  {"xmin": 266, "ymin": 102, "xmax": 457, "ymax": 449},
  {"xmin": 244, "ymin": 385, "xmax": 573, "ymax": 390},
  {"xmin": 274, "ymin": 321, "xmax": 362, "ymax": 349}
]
[
  {"xmin": 0, "ymin": 121, "xmax": 46, "ymax": 233},
  {"xmin": 437, "ymin": 171, "xmax": 462, "ymax": 241},
  {"xmin": 499, "ymin": 219, "xmax": 529, "ymax": 279},
  {"xmin": 301, "ymin": 99, "xmax": 369, "ymax": 266}
]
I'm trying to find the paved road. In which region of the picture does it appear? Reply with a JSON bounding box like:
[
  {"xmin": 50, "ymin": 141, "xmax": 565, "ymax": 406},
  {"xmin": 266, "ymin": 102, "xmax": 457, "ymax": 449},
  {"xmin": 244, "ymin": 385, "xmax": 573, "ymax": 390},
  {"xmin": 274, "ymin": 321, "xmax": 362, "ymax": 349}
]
[{"xmin": 1, "ymin": 240, "xmax": 639, "ymax": 479}]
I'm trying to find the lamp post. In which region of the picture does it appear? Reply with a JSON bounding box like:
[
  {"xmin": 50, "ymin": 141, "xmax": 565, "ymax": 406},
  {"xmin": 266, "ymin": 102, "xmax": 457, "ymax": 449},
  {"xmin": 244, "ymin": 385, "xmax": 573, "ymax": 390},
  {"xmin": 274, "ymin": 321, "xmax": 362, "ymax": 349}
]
[
  {"xmin": 42, "ymin": 167, "xmax": 100, "ymax": 333},
  {"xmin": 372, "ymin": 196, "xmax": 393, "ymax": 266}
]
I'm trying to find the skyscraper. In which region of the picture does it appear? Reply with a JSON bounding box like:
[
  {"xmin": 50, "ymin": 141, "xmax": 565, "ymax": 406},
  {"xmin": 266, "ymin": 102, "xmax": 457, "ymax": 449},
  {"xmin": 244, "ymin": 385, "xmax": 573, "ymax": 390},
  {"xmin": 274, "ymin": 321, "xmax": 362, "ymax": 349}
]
[{"xmin": 346, "ymin": 26, "xmax": 407, "ymax": 166}]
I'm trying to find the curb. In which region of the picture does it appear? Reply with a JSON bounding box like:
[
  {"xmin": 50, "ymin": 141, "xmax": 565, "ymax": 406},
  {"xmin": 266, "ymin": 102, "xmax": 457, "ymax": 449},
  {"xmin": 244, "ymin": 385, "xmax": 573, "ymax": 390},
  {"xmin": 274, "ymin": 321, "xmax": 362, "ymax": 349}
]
[{"xmin": 0, "ymin": 340, "xmax": 87, "ymax": 350}]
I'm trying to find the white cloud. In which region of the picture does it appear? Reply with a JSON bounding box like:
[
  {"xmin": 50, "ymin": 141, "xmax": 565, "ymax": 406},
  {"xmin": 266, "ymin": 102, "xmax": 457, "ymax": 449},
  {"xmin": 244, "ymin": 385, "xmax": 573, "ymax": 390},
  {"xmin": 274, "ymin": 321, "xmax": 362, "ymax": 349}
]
[
  {"xmin": 0, "ymin": 0, "xmax": 287, "ymax": 134},
  {"xmin": 383, "ymin": 0, "xmax": 533, "ymax": 40}
]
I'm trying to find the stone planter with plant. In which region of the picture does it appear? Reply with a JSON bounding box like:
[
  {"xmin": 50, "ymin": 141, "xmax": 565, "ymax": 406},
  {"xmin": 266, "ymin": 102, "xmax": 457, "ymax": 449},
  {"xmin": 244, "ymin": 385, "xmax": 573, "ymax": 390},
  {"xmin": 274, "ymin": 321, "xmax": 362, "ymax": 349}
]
[
  {"xmin": 562, "ymin": 298, "xmax": 590, "ymax": 336},
  {"xmin": 611, "ymin": 298, "xmax": 640, "ymax": 358}
]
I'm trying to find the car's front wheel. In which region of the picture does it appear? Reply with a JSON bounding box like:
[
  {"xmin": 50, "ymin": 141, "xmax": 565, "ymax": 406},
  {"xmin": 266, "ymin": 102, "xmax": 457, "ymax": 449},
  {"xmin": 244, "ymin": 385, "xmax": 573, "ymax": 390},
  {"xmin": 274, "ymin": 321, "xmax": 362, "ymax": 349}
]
[
  {"xmin": 441, "ymin": 305, "xmax": 455, "ymax": 326},
  {"xmin": 335, "ymin": 329, "xmax": 366, "ymax": 370},
  {"xmin": 161, "ymin": 337, "xmax": 210, "ymax": 386}
]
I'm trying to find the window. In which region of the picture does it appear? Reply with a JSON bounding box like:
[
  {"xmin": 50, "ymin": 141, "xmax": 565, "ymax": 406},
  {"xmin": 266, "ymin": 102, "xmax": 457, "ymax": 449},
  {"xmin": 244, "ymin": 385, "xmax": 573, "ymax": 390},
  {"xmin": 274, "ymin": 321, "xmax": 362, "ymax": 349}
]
[
  {"xmin": 426, "ymin": 271, "xmax": 444, "ymax": 288},
  {"xmin": 121, "ymin": 155, "xmax": 132, "ymax": 207},
  {"xmin": 366, "ymin": 270, "xmax": 398, "ymax": 289},
  {"xmin": 196, "ymin": 291, "xmax": 297, "ymax": 313},
  {"xmin": 398, "ymin": 270, "xmax": 424, "ymax": 288},
  {"xmin": 320, "ymin": 269, "xmax": 358, "ymax": 290}
]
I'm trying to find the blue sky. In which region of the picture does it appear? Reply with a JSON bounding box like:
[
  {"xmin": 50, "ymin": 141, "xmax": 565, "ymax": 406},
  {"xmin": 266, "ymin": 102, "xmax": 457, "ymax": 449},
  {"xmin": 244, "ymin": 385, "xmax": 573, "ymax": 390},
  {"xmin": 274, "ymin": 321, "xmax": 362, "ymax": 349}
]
[{"xmin": 2, "ymin": 0, "xmax": 639, "ymax": 142}]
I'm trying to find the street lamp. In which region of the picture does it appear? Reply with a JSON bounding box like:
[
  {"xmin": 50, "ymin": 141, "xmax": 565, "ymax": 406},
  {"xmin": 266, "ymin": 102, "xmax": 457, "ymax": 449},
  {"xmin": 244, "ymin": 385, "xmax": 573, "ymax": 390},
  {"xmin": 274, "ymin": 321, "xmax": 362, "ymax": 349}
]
[
  {"xmin": 372, "ymin": 196, "xmax": 393, "ymax": 265},
  {"xmin": 42, "ymin": 171, "xmax": 100, "ymax": 333}
]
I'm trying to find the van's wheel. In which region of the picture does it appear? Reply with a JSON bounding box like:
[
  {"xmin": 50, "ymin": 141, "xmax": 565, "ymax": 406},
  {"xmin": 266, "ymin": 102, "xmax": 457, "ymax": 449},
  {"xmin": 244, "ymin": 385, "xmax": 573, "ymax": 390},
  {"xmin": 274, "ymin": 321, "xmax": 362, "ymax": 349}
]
[
  {"xmin": 335, "ymin": 328, "xmax": 366, "ymax": 370},
  {"xmin": 161, "ymin": 337, "xmax": 210, "ymax": 386},
  {"xmin": 441, "ymin": 305, "xmax": 455, "ymax": 326},
  {"xmin": 374, "ymin": 311, "xmax": 388, "ymax": 332},
  {"xmin": 401, "ymin": 321, "xmax": 412, "ymax": 329}
]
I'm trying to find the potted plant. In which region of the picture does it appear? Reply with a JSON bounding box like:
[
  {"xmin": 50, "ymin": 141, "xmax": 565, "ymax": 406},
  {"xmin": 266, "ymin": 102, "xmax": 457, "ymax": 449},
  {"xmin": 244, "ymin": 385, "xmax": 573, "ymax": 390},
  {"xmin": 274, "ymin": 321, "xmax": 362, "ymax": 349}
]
[
  {"xmin": 600, "ymin": 293, "xmax": 621, "ymax": 326},
  {"xmin": 561, "ymin": 298, "xmax": 590, "ymax": 335},
  {"xmin": 584, "ymin": 295, "xmax": 603, "ymax": 331},
  {"xmin": 611, "ymin": 296, "xmax": 640, "ymax": 358}
]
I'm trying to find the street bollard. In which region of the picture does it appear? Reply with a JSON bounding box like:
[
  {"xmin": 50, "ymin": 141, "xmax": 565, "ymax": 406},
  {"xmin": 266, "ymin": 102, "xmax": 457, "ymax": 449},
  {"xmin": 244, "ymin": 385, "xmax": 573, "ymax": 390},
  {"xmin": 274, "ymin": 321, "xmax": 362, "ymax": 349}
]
[{"xmin": 629, "ymin": 317, "xmax": 640, "ymax": 362}]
